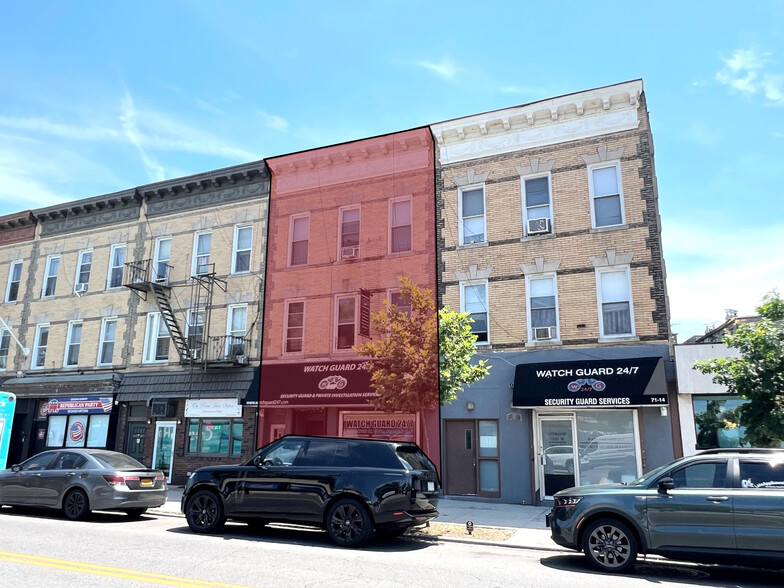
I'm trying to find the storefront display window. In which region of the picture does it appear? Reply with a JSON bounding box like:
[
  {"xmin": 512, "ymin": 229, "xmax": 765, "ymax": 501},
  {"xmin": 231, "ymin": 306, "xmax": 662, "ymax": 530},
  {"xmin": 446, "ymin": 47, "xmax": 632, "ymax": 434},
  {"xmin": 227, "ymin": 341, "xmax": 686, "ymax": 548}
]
[
  {"xmin": 576, "ymin": 410, "xmax": 637, "ymax": 485},
  {"xmin": 86, "ymin": 414, "xmax": 110, "ymax": 447},
  {"xmin": 187, "ymin": 419, "xmax": 243, "ymax": 456},
  {"xmin": 693, "ymin": 396, "xmax": 749, "ymax": 449}
]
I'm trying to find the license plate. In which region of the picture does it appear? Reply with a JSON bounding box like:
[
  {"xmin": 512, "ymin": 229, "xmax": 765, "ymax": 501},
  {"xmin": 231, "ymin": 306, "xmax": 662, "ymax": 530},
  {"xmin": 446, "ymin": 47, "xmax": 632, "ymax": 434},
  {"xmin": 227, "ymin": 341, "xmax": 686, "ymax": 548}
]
[
  {"xmin": 140, "ymin": 478, "xmax": 153, "ymax": 487},
  {"xmin": 427, "ymin": 481, "xmax": 435, "ymax": 492}
]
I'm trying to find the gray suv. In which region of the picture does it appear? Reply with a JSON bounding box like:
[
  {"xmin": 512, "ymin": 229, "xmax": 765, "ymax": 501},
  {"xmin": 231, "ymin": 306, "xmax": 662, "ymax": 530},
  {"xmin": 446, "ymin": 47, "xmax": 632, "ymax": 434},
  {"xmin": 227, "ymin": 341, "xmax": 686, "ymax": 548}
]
[{"xmin": 548, "ymin": 448, "xmax": 784, "ymax": 573}]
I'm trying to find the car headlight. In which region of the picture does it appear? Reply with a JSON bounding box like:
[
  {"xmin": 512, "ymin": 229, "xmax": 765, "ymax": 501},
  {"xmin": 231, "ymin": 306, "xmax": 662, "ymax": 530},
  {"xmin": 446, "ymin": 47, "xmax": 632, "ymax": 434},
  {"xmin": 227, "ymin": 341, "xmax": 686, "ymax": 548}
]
[{"xmin": 554, "ymin": 496, "xmax": 582, "ymax": 509}]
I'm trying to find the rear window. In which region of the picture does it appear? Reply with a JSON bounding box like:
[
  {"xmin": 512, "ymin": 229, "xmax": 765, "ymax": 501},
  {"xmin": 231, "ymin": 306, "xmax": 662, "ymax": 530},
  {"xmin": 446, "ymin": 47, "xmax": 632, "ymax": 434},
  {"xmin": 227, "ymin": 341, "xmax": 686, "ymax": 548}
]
[
  {"xmin": 396, "ymin": 445, "xmax": 437, "ymax": 472},
  {"xmin": 91, "ymin": 451, "xmax": 146, "ymax": 470},
  {"xmin": 349, "ymin": 441, "xmax": 402, "ymax": 469}
]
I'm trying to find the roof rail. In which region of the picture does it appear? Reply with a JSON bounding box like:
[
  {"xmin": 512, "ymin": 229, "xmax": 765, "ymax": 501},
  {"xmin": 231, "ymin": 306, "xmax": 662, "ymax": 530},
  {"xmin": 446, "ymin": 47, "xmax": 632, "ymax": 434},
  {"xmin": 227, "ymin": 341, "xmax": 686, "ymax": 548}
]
[{"xmin": 698, "ymin": 447, "xmax": 784, "ymax": 455}]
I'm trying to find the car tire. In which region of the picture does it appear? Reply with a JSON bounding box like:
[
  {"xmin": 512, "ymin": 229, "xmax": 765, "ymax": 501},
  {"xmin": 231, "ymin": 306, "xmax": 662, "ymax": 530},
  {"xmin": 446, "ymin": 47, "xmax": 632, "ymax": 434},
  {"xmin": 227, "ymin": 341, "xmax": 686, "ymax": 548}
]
[
  {"xmin": 124, "ymin": 508, "xmax": 148, "ymax": 518},
  {"xmin": 63, "ymin": 488, "xmax": 91, "ymax": 521},
  {"xmin": 185, "ymin": 489, "xmax": 226, "ymax": 534},
  {"xmin": 326, "ymin": 497, "xmax": 373, "ymax": 548},
  {"xmin": 582, "ymin": 518, "xmax": 638, "ymax": 573}
]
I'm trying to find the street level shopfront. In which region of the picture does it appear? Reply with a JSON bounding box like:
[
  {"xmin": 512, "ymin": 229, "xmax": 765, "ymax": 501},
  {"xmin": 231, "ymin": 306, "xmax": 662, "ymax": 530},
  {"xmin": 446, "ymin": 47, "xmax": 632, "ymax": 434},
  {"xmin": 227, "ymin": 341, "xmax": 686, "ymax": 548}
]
[{"xmin": 440, "ymin": 345, "xmax": 677, "ymax": 505}]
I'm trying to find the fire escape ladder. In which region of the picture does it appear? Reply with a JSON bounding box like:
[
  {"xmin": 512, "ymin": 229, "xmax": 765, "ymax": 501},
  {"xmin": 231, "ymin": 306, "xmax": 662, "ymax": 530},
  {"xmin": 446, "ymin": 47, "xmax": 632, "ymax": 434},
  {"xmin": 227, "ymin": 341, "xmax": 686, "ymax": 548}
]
[{"xmin": 150, "ymin": 282, "xmax": 191, "ymax": 361}]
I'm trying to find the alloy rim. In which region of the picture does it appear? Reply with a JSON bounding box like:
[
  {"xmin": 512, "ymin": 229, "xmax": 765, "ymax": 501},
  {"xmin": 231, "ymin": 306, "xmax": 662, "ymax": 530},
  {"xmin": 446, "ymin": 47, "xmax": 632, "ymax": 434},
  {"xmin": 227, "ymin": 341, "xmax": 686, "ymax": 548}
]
[
  {"xmin": 588, "ymin": 524, "xmax": 631, "ymax": 568},
  {"xmin": 330, "ymin": 504, "xmax": 363, "ymax": 542}
]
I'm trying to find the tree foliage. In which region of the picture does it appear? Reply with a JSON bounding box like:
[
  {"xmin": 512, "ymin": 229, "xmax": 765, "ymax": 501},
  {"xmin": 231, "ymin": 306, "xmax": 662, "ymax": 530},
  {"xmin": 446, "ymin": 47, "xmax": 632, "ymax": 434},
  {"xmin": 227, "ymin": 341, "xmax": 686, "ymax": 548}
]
[
  {"xmin": 693, "ymin": 290, "xmax": 784, "ymax": 447},
  {"xmin": 353, "ymin": 276, "xmax": 490, "ymax": 412}
]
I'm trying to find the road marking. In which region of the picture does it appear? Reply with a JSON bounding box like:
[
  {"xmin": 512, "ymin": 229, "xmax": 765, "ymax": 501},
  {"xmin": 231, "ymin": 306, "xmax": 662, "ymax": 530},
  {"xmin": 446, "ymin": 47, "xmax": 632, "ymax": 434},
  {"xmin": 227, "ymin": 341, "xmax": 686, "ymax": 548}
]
[{"xmin": 0, "ymin": 550, "xmax": 256, "ymax": 587}]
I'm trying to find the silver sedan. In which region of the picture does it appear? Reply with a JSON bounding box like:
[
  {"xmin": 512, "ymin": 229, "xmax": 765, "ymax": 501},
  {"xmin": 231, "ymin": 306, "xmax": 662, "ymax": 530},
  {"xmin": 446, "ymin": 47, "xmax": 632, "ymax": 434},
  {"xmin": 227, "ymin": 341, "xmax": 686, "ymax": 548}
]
[{"xmin": 0, "ymin": 448, "xmax": 167, "ymax": 520}]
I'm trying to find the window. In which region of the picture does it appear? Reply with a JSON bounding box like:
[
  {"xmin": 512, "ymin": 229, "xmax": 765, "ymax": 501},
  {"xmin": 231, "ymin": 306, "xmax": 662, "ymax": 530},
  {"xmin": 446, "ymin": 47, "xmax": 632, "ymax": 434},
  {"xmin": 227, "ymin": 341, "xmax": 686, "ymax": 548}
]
[
  {"xmin": 187, "ymin": 309, "xmax": 205, "ymax": 358},
  {"xmin": 339, "ymin": 207, "xmax": 360, "ymax": 260},
  {"xmin": 459, "ymin": 187, "xmax": 485, "ymax": 245},
  {"xmin": 42, "ymin": 256, "xmax": 59, "ymax": 297},
  {"xmin": 107, "ymin": 244, "xmax": 125, "ymax": 289},
  {"xmin": 478, "ymin": 420, "xmax": 499, "ymax": 494},
  {"xmin": 143, "ymin": 313, "xmax": 170, "ymax": 363},
  {"xmin": 284, "ymin": 300, "xmax": 305, "ymax": 354},
  {"xmin": 589, "ymin": 163, "xmax": 625, "ymax": 228},
  {"xmin": 233, "ymin": 225, "xmax": 252, "ymax": 274},
  {"xmin": 5, "ymin": 260, "xmax": 22, "ymax": 302},
  {"xmin": 290, "ymin": 215, "xmax": 309, "ymax": 266},
  {"xmin": 670, "ymin": 461, "xmax": 728, "ymax": 489},
  {"xmin": 739, "ymin": 460, "xmax": 784, "ymax": 489},
  {"xmin": 226, "ymin": 304, "xmax": 247, "ymax": 356},
  {"xmin": 597, "ymin": 268, "xmax": 634, "ymax": 337},
  {"xmin": 32, "ymin": 324, "xmax": 49, "ymax": 369},
  {"xmin": 692, "ymin": 396, "xmax": 749, "ymax": 449},
  {"xmin": 64, "ymin": 321, "xmax": 83, "ymax": 367},
  {"xmin": 192, "ymin": 232, "xmax": 212, "ymax": 276},
  {"xmin": 461, "ymin": 282, "xmax": 489, "ymax": 344},
  {"xmin": 0, "ymin": 329, "xmax": 10, "ymax": 370},
  {"xmin": 523, "ymin": 175, "xmax": 552, "ymax": 236},
  {"xmin": 389, "ymin": 290, "xmax": 412, "ymax": 317},
  {"xmin": 46, "ymin": 414, "xmax": 109, "ymax": 448},
  {"xmin": 527, "ymin": 275, "xmax": 558, "ymax": 340},
  {"xmin": 299, "ymin": 439, "xmax": 352, "ymax": 467},
  {"xmin": 153, "ymin": 238, "xmax": 171, "ymax": 284},
  {"xmin": 98, "ymin": 318, "xmax": 117, "ymax": 365},
  {"xmin": 335, "ymin": 296, "xmax": 356, "ymax": 350},
  {"xmin": 75, "ymin": 250, "xmax": 92, "ymax": 291},
  {"xmin": 389, "ymin": 198, "xmax": 412, "ymax": 253},
  {"xmin": 187, "ymin": 418, "xmax": 243, "ymax": 457}
]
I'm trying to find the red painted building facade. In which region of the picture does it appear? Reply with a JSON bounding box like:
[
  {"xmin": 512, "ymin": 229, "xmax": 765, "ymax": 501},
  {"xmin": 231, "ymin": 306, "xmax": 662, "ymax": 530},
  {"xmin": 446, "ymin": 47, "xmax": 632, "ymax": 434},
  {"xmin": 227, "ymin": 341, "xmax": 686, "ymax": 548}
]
[{"xmin": 260, "ymin": 128, "xmax": 440, "ymax": 464}]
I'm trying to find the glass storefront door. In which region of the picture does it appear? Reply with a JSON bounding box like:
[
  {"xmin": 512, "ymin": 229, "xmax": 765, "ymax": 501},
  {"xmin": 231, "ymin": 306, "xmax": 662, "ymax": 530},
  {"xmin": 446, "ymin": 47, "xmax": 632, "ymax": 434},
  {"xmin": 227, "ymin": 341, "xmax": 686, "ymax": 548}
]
[
  {"xmin": 538, "ymin": 416, "xmax": 577, "ymax": 498},
  {"xmin": 152, "ymin": 421, "xmax": 176, "ymax": 483}
]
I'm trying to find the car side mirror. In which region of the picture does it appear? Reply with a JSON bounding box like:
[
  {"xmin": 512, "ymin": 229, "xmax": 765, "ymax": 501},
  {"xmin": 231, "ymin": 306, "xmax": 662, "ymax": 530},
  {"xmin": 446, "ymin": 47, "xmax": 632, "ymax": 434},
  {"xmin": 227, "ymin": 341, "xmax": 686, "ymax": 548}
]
[
  {"xmin": 252, "ymin": 454, "xmax": 263, "ymax": 468},
  {"xmin": 658, "ymin": 477, "xmax": 675, "ymax": 494},
  {"xmin": 11, "ymin": 465, "xmax": 21, "ymax": 472}
]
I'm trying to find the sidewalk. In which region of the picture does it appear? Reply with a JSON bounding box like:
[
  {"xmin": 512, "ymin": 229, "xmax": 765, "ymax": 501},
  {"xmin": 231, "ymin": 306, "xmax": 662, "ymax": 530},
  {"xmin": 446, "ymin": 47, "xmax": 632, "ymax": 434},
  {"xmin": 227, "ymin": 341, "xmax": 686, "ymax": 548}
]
[{"xmin": 154, "ymin": 487, "xmax": 561, "ymax": 551}]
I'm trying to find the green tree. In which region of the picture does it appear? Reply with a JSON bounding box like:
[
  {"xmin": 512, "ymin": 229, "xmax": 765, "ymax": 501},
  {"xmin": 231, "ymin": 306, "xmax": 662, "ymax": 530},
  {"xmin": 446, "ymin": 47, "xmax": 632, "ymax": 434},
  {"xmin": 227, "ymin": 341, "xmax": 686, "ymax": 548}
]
[
  {"xmin": 353, "ymin": 276, "xmax": 490, "ymax": 411},
  {"xmin": 693, "ymin": 290, "xmax": 784, "ymax": 447}
]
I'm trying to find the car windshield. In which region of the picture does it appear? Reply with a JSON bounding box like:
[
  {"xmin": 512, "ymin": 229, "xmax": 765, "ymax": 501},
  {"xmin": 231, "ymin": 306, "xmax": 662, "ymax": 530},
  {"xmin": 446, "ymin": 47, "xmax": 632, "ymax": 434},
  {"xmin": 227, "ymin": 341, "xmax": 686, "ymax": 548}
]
[
  {"xmin": 626, "ymin": 456, "xmax": 688, "ymax": 485},
  {"xmin": 92, "ymin": 451, "xmax": 146, "ymax": 470}
]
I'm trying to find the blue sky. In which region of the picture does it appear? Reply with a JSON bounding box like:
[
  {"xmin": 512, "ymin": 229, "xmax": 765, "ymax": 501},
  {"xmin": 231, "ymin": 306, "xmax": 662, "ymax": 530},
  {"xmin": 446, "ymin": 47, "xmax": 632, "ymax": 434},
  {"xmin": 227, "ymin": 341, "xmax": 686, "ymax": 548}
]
[{"xmin": 1, "ymin": 1, "xmax": 782, "ymax": 341}]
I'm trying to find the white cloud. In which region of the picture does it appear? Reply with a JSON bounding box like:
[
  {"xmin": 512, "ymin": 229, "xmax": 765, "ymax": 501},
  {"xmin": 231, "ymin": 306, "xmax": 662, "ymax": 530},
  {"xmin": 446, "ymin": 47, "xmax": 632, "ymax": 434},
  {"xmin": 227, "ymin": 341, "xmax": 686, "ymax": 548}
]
[
  {"xmin": 120, "ymin": 89, "xmax": 166, "ymax": 182},
  {"xmin": 260, "ymin": 111, "xmax": 289, "ymax": 132},
  {"xmin": 416, "ymin": 58, "xmax": 461, "ymax": 80},
  {"xmin": 716, "ymin": 48, "xmax": 784, "ymax": 105},
  {"xmin": 0, "ymin": 115, "xmax": 121, "ymax": 142}
]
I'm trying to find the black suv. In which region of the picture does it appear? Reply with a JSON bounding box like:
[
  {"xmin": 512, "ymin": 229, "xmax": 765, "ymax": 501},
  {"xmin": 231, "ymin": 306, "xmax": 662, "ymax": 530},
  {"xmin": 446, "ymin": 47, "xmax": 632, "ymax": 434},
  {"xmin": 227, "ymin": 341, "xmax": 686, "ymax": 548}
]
[
  {"xmin": 548, "ymin": 448, "xmax": 784, "ymax": 573},
  {"xmin": 181, "ymin": 435, "xmax": 440, "ymax": 547}
]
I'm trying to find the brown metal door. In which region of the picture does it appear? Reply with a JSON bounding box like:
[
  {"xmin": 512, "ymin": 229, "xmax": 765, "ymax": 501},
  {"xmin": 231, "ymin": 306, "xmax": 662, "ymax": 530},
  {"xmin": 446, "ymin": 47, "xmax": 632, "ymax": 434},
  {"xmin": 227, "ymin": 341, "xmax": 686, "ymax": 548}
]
[
  {"xmin": 126, "ymin": 423, "xmax": 146, "ymax": 462},
  {"xmin": 445, "ymin": 420, "xmax": 477, "ymax": 495}
]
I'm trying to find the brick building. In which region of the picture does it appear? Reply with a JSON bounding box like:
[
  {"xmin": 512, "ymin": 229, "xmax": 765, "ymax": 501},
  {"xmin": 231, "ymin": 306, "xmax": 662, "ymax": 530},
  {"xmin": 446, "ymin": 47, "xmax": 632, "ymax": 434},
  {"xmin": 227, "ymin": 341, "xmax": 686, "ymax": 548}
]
[
  {"xmin": 432, "ymin": 80, "xmax": 677, "ymax": 503},
  {"xmin": 0, "ymin": 162, "xmax": 269, "ymax": 484},
  {"xmin": 260, "ymin": 128, "xmax": 440, "ymax": 463}
]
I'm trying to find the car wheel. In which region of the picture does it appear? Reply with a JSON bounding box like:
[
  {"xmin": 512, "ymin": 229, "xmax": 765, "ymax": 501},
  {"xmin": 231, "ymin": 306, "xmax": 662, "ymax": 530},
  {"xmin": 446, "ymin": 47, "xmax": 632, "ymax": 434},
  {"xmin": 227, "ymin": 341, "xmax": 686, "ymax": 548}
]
[
  {"xmin": 185, "ymin": 490, "xmax": 226, "ymax": 534},
  {"xmin": 326, "ymin": 497, "xmax": 373, "ymax": 548},
  {"xmin": 63, "ymin": 488, "xmax": 91, "ymax": 521},
  {"xmin": 124, "ymin": 508, "xmax": 148, "ymax": 518},
  {"xmin": 582, "ymin": 518, "xmax": 638, "ymax": 573}
]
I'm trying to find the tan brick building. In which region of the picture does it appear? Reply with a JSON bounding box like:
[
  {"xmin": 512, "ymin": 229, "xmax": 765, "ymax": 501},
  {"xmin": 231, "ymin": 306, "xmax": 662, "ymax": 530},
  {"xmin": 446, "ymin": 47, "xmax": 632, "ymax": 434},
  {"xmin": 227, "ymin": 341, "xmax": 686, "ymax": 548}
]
[
  {"xmin": 432, "ymin": 80, "xmax": 677, "ymax": 504},
  {"xmin": 0, "ymin": 162, "xmax": 269, "ymax": 484}
]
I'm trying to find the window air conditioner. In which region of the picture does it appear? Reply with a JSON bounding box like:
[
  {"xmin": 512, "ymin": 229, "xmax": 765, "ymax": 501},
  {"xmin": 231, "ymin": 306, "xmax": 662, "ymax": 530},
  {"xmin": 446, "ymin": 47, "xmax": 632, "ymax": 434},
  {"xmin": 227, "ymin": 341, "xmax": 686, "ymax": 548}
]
[
  {"xmin": 236, "ymin": 354, "xmax": 248, "ymax": 365},
  {"xmin": 533, "ymin": 326, "xmax": 555, "ymax": 341},
  {"xmin": 74, "ymin": 283, "xmax": 88, "ymax": 293},
  {"xmin": 190, "ymin": 347, "xmax": 202, "ymax": 360},
  {"xmin": 527, "ymin": 218, "xmax": 551, "ymax": 235},
  {"xmin": 150, "ymin": 399, "xmax": 175, "ymax": 418},
  {"xmin": 341, "ymin": 246, "xmax": 359, "ymax": 260}
]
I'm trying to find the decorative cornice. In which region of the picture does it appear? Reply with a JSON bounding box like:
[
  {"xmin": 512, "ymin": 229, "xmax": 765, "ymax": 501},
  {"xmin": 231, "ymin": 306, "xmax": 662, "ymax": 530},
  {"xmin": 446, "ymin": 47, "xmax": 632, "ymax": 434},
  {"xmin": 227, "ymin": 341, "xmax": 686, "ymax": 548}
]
[
  {"xmin": 0, "ymin": 211, "xmax": 36, "ymax": 245},
  {"xmin": 34, "ymin": 189, "xmax": 141, "ymax": 236},
  {"xmin": 431, "ymin": 80, "xmax": 643, "ymax": 165}
]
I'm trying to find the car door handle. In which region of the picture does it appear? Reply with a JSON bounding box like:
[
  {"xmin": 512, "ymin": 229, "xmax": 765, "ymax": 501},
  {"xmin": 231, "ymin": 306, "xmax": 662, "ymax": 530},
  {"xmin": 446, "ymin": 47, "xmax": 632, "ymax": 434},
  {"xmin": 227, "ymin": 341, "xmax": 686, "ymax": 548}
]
[
  {"xmin": 706, "ymin": 495, "xmax": 729, "ymax": 502},
  {"xmin": 32, "ymin": 473, "xmax": 42, "ymax": 477},
  {"xmin": 65, "ymin": 472, "xmax": 75, "ymax": 478}
]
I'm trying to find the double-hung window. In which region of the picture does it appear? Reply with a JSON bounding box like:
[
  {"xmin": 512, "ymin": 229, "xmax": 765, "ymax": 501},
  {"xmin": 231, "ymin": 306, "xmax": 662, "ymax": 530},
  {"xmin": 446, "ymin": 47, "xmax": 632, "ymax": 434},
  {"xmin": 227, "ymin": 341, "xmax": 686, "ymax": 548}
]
[
  {"xmin": 0, "ymin": 330, "xmax": 10, "ymax": 370},
  {"xmin": 596, "ymin": 267, "xmax": 634, "ymax": 337},
  {"xmin": 64, "ymin": 321, "xmax": 83, "ymax": 367},
  {"xmin": 523, "ymin": 175, "xmax": 552, "ymax": 236},
  {"xmin": 459, "ymin": 186, "xmax": 486, "ymax": 245},
  {"xmin": 143, "ymin": 313, "xmax": 169, "ymax": 363},
  {"xmin": 284, "ymin": 300, "xmax": 305, "ymax": 354},
  {"xmin": 527, "ymin": 275, "xmax": 558, "ymax": 341},
  {"xmin": 389, "ymin": 198, "xmax": 412, "ymax": 253},
  {"xmin": 107, "ymin": 245, "xmax": 125, "ymax": 289},
  {"xmin": 75, "ymin": 250, "xmax": 92, "ymax": 292},
  {"xmin": 461, "ymin": 282, "xmax": 489, "ymax": 344},
  {"xmin": 339, "ymin": 207, "xmax": 360, "ymax": 260},
  {"xmin": 335, "ymin": 295, "xmax": 356, "ymax": 351},
  {"xmin": 389, "ymin": 290, "xmax": 412, "ymax": 317},
  {"xmin": 186, "ymin": 309, "xmax": 206, "ymax": 359},
  {"xmin": 290, "ymin": 216, "xmax": 309, "ymax": 266},
  {"xmin": 32, "ymin": 324, "xmax": 49, "ymax": 369},
  {"xmin": 42, "ymin": 256, "xmax": 59, "ymax": 298},
  {"xmin": 98, "ymin": 318, "xmax": 117, "ymax": 366},
  {"xmin": 589, "ymin": 162, "xmax": 625, "ymax": 228},
  {"xmin": 5, "ymin": 260, "xmax": 22, "ymax": 302},
  {"xmin": 232, "ymin": 225, "xmax": 252, "ymax": 274},
  {"xmin": 153, "ymin": 237, "xmax": 172, "ymax": 284},
  {"xmin": 226, "ymin": 304, "xmax": 247, "ymax": 357},
  {"xmin": 192, "ymin": 232, "xmax": 212, "ymax": 276}
]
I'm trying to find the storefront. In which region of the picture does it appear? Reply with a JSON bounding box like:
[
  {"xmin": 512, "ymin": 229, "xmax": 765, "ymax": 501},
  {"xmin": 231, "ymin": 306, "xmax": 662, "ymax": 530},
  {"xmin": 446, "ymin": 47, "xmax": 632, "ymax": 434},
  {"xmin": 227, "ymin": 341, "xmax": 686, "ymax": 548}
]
[{"xmin": 258, "ymin": 359, "xmax": 439, "ymax": 461}]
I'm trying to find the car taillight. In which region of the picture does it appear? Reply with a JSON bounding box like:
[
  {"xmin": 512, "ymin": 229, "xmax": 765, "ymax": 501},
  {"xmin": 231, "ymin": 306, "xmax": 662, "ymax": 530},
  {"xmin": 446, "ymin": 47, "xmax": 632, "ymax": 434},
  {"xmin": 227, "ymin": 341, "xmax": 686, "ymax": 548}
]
[
  {"xmin": 155, "ymin": 475, "xmax": 165, "ymax": 482},
  {"xmin": 103, "ymin": 475, "xmax": 125, "ymax": 485}
]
